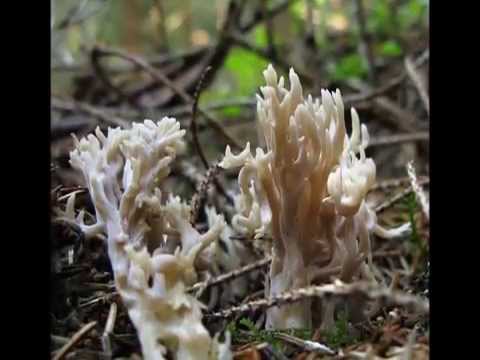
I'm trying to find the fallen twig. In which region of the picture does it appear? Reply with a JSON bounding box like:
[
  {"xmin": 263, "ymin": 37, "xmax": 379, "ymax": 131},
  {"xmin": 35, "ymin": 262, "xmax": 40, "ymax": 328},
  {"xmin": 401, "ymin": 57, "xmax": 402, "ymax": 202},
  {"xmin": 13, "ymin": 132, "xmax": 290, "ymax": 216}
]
[
  {"xmin": 190, "ymin": 66, "xmax": 212, "ymax": 169},
  {"xmin": 189, "ymin": 256, "xmax": 271, "ymax": 295},
  {"xmin": 405, "ymin": 57, "xmax": 429, "ymax": 115},
  {"xmin": 344, "ymin": 49, "xmax": 429, "ymax": 105},
  {"xmin": 189, "ymin": 165, "xmax": 233, "ymax": 224},
  {"xmin": 207, "ymin": 281, "xmax": 429, "ymax": 319},
  {"xmin": 375, "ymin": 178, "xmax": 430, "ymax": 214},
  {"xmin": 102, "ymin": 302, "xmax": 117, "ymax": 358},
  {"xmin": 369, "ymin": 131, "xmax": 429, "ymax": 147},
  {"xmin": 406, "ymin": 161, "xmax": 429, "ymax": 221},
  {"xmin": 91, "ymin": 46, "xmax": 133, "ymax": 105},
  {"xmin": 52, "ymin": 321, "xmax": 97, "ymax": 360},
  {"xmin": 371, "ymin": 176, "xmax": 428, "ymax": 192},
  {"xmin": 273, "ymin": 332, "xmax": 335, "ymax": 355},
  {"xmin": 240, "ymin": 0, "xmax": 297, "ymax": 32},
  {"xmin": 52, "ymin": 97, "xmax": 130, "ymax": 129},
  {"xmin": 91, "ymin": 45, "xmax": 242, "ymax": 150}
]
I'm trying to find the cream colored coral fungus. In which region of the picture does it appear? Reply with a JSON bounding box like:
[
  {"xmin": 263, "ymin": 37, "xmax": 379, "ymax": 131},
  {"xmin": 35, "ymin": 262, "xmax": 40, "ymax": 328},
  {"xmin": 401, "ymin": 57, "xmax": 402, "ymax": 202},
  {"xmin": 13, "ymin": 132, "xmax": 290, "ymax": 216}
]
[
  {"xmin": 68, "ymin": 118, "xmax": 231, "ymax": 360},
  {"xmin": 220, "ymin": 64, "xmax": 409, "ymax": 330}
]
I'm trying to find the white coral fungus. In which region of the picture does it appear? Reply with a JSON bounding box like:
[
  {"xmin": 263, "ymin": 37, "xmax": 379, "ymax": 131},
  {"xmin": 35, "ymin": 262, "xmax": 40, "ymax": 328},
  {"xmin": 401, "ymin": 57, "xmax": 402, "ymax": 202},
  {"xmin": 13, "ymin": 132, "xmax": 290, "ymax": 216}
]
[
  {"xmin": 220, "ymin": 65, "xmax": 409, "ymax": 330},
  {"xmin": 69, "ymin": 118, "xmax": 231, "ymax": 360}
]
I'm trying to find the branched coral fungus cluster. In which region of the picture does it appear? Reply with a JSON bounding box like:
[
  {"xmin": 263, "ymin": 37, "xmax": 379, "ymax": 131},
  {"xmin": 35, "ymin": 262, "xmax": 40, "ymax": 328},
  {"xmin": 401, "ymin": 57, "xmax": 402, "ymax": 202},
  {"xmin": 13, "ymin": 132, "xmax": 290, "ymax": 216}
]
[
  {"xmin": 67, "ymin": 119, "xmax": 231, "ymax": 360},
  {"xmin": 220, "ymin": 65, "xmax": 409, "ymax": 330},
  {"xmin": 64, "ymin": 64, "xmax": 410, "ymax": 359}
]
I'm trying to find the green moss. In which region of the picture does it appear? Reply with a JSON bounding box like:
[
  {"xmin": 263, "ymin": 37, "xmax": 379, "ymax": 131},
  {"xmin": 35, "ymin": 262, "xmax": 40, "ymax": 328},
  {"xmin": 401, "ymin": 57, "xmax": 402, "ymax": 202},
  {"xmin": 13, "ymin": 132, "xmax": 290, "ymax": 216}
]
[
  {"xmin": 324, "ymin": 311, "xmax": 357, "ymax": 348},
  {"xmin": 227, "ymin": 317, "xmax": 314, "ymax": 351}
]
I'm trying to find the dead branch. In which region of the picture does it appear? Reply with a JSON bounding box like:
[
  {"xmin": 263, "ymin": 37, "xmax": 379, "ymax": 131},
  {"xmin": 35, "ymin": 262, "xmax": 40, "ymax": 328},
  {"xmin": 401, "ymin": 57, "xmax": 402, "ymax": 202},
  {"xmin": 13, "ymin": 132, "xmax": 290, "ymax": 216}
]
[
  {"xmin": 52, "ymin": 321, "xmax": 97, "ymax": 360},
  {"xmin": 189, "ymin": 165, "xmax": 233, "ymax": 225},
  {"xmin": 101, "ymin": 303, "xmax": 117, "ymax": 358},
  {"xmin": 91, "ymin": 45, "xmax": 242, "ymax": 150},
  {"xmin": 405, "ymin": 57, "xmax": 429, "ymax": 115},
  {"xmin": 344, "ymin": 48, "xmax": 429, "ymax": 105},
  {"xmin": 206, "ymin": 281, "xmax": 429, "ymax": 319},
  {"xmin": 369, "ymin": 131, "xmax": 429, "ymax": 147},
  {"xmin": 347, "ymin": 80, "xmax": 419, "ymax": 132},
  {"xmin": 406, "ymin": 161, "xmax": 429, "ymax": 221},
  {"xmin": 371, "ymin": 176, "xmax": 429, "ymax": 192},
  {"xmin": 189, "ymin": 65, "xmax": 235, "ymax": 211},
  {"xmin": 191, "ymin": 66, "xmax": 213, "ymax": 170},
  {"xmin": 52, "ymin": 97, "xmax": 130, "ymax": 129},
  {"xmin": 375, "ymin": 178, "xmax": 430, "ymax": 214},
  {"xmin": 188, "ymin": 256, "xmax": 272, "ymax": 295},
  {"xmin": 90, "ymin": 46, "xmax": 133, "ymax": 106},
  {"xmin": 241, "ymin": 0, "xmax": 298, "ymax": 32}
]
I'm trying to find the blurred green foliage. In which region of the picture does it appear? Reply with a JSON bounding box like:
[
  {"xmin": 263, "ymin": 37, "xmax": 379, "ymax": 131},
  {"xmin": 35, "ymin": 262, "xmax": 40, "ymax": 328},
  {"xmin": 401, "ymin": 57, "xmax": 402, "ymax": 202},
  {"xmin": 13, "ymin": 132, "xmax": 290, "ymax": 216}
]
[
  {"xmin": 225, "ymin": 49, "xmax": 270, "ymax": 96},
  {"xmin": 379, "ymin": 39, "xmax": 403, "ymax": 57},
  {"xmin": 254, "ymin": 25, "xmax": 269, "ymax": 48},
  {"xmin": 324, "ymin": 311, "xmax": 357, "ymax": 348},
  {"xmin": 52, "ymin": 0, "xmax": 428, "ymax": 97},
  {"xmin": 401, "ymin": 192, "xmax": 428, "ymax": 257},
  {"xmin": 227, "ymin": 317, "xmax": 314, "ymax": 351},
  {"xmin": 328, "ymin": 53, "xmax": 368, "ymax": 81}
]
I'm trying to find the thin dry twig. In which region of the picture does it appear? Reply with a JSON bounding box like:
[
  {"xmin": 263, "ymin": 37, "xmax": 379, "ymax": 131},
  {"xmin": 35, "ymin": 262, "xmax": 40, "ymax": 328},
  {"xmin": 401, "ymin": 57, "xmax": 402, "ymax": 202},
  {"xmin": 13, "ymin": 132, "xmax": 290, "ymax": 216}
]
[
  {"xmin": 273, "ymin": 332, "xmax": 335, "ymax": 355},
  {"xmin": 57, "ymin": 189, "xmax": 87, "ymax": 202},
  {"xmin": 206, "ymin": 281, "xmax": 429, "ymax": 319},
  {"xmin": 91, "ymin": 45, "xmax": 242, "ymax": 150},
  {"xmin": 90, "ymin": 47, "xmax": 189, "ymax": 102},
  {"xmin": 91, "ymin": 47, "xmax": 133, "ymax": 105},
  {"xmin": 240, "ymin": 0, "xmax": 297, "ymax": 32},
  {"xmin": 373, "ymin": 250, "xmax": 403, "ymax": 259},
  {"xmin": 406, "ymin": 161, "xmax": 429, "ymax": 221},
  {"xmin": 191, "ymin": 66, "xmax": 212, "ymax": 170},
  {"xmin": 369, "ymin": 131, "xmax": 429, "ymax": 147},
  {"xmin": 344, "ymin": 49, "xmax": 429, "ymax": 104},
  {"xmin": 188, "ymin": 256, "xmax": 271, "ymax": 295},
  {"xmin": 189, "ymin": 165, "xmax": 228, "ymax": 224},
  {"xmin": 79, "ymin": 293, "xmax": 117, "ymax": 308},
  {"xmin": 52, "ymin": 321, "xmax": 97, "ymax": 360},
  {"xmin": 348, "ymin": 81, "xmax": 419, "ymax": 132},
  {"xmin": 404, "ymin": 57, "xmax": 429, "ymax": 115},
  {"xmin": 52, "ymin": 97, "xmax": 130, "ymax": 129},
  {"xmin": 102, "ymin": 302, "xmax": 117, "ymax": 358},
  {"xmin": 188, "ymin": 66, "xmax": 236, "ymax": 207},
  {"xmin": 375, "ymin": 178, "xmax": 430, "ymax": 214},
  {"xmin": 55, "ymin": 0, "xmax": 105, "ymax": 30},
  {"xmin": 371, "ymin": 176, "xmax": 428, "ymax": 192}
]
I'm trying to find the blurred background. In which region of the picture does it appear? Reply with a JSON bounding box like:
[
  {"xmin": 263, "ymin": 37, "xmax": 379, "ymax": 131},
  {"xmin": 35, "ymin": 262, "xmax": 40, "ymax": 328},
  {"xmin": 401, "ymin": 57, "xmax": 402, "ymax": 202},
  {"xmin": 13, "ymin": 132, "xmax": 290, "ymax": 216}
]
[{"xmin": 51, "ymin": 0, "xmax": 429, "ymax": 188}]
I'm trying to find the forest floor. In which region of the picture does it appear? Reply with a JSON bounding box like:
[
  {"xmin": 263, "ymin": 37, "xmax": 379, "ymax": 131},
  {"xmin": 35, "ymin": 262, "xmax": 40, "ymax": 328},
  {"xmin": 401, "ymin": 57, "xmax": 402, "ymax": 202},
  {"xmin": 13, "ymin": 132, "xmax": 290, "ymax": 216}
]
[{"xmin": 51, "ymin": 2, "xmax": 429, "ymax": 358}]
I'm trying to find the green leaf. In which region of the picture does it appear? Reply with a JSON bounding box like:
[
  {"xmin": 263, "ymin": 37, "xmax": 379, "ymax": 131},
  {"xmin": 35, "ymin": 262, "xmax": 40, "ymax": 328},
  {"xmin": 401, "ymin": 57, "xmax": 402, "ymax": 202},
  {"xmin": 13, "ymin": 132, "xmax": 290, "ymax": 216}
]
[
  {"xmin": 239, "ymin": 317, "xmax": 258, "ymax": 333},
  {"xmin": 398, "ymin": 0, "xmax": 428, "ymax": 29},
  {"xmin": 324, "ymin": 311, "xmax": 356, "ymax": 348},
  {"xmin": 254, "ymin": 25, "xmax": 268, "ymax": 48},
  {"xmin": 368, "ymin": 0, "xmax": 392, "ymax": 35},
  {"xmin": 291, "ymin": 1, "xmax": 306, "ymax": 19},
  {"xmin": 329, "ymin": 53, "xmax": 367, "ymax": 81},
  {"xmin": 380, "ymin": 40, "xmax": 403, "ymax": 57},
  {"xmin": 224, "ymin": 48, "xmax": 269, "ymax": 97},
  {"xmin": 221, "ymin": 106, "xmax": 242, "ymax": 118}
]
